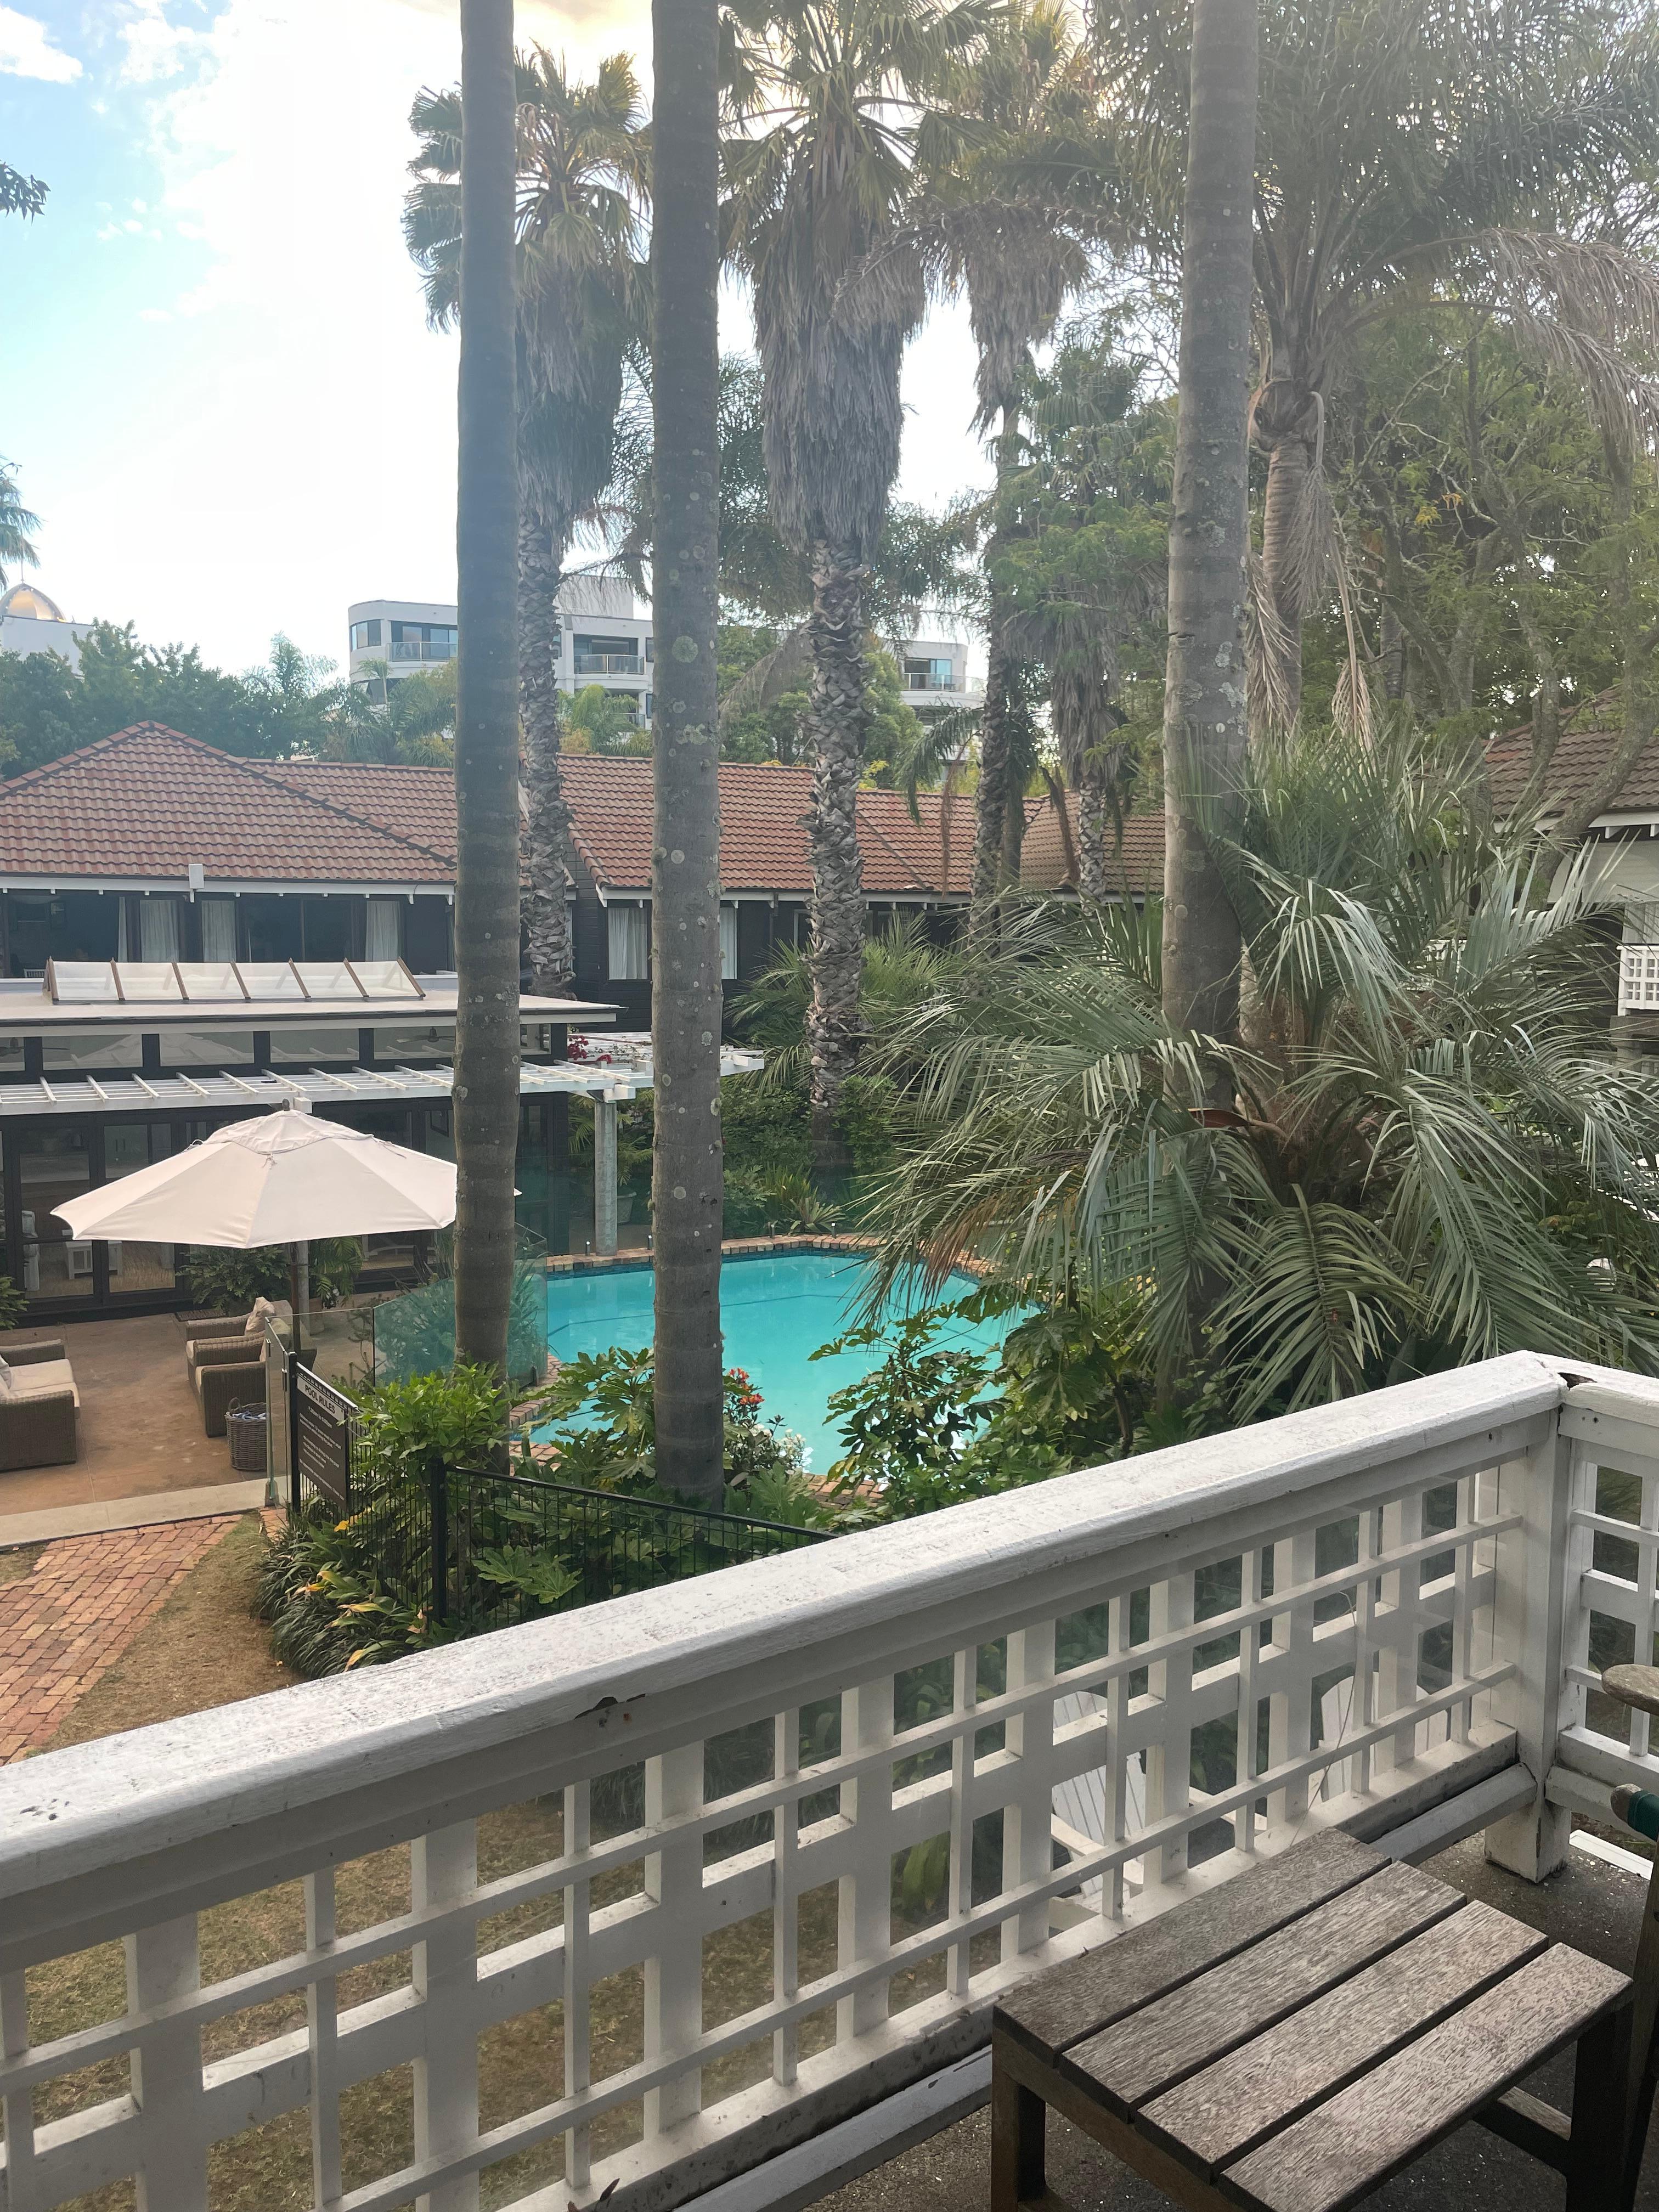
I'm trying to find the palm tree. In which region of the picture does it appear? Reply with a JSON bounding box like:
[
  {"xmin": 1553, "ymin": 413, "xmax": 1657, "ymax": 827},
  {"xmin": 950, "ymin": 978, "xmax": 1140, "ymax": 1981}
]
[
  {"xmin": 650, "ymin": 0, "xmax": 725, "ymax": 1503},
  {"xmin": 723, "ymin": 0, "xmax": 994, "ymax": 1165},
  {"xmin": 451, "ymin": 0, "xmax": 521, "ymax": 1378},
  {"xmin": 1159, "ymin": 0, "xmax": 1257, "ymax": 1057},
  {"xmin": 859, "ymin": 726, "xmax": 1659, "ymax": 1414},
  {"xmin": 917, "ymin": 0, "xmax": 1097, "ymax": 935},
  {"xmin": 407, "ymin": 48, "xmax": 646, "ymax": 995},
  {"xmin": 0, "ymin": 460, "xmax": 39, "ymax": 585},
  {"xmin": 1100, "ymin": 0, "xmax": 1659, "ymax": 724}
]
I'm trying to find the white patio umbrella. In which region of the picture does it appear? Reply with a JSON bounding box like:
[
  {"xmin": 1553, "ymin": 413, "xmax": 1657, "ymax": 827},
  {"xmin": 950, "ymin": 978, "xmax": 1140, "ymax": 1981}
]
[{"xmin": 52, "ymin": 1102, "xmax": 458, "ymax": 1276}]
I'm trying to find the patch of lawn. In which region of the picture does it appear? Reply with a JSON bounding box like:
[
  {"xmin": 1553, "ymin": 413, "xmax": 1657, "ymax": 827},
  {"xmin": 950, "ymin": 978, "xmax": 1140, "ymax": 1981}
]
[
  {"xmin": 47, "ymin": 1514, "xmax": 294, "ymax": 1748},
  {"xmin": 0, "ymin": 1542, "xmax": 41, "ymax": 1587}
]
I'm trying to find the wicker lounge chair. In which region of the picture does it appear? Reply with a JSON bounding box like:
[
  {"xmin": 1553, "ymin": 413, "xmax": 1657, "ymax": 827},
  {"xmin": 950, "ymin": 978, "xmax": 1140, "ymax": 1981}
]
[{"xmin": 0, "ymin": 1338, "xmax": 78, "ymax": 1471}]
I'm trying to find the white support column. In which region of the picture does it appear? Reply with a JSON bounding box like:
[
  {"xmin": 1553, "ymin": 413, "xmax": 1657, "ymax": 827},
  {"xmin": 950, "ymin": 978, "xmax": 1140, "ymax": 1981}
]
[
  {"xmin": 1486, "ymin": 1419, "xmax": 1576, "ymax": 1882},
  {"xmin": 946, "ymin": 1649, "xmax": 978, "ymax": 1998},
  {"xmin": 1146, "ymin": 1571, "xmax": 1196, "ymax": 1887},
  {"xmin": 837, "ymin": 1677, "xmax": 896, "ymax": 2042},
  {"xmin": 774, "ymin": 1709, "xmax": 803, "ymax": 2081},
  {"xmin": 645, "ymin": 1742, "xmax": 705, "ymax": 2138},
  {"xmin": 127, "ymin": 1915, "xmax": 207, "ymax": 2212},
  {"xmin": 564, "ymin": 1780, "xmax": 594, "ymax": 2193},
  {"xmin": 306, "ymin": 1869, "xmax": 342, "ymax": 2209},
  {"xmin": 2, "ymin": 1968, "xmax": 39, "ymax": 2212},
  {"xmin": 412, "ymin": 1821, "xmax": 479, "ymax": 2212},
  {"xmin": 1266, "ymin": 1532, "xmax": 1317, "ymax": 1837},
  {"xmin": 593, "ymin": 1097, "xmax": 619, "ymax": 1256},
  {"xmin": 1002, "ymin": 1622, "xmax": 1058, "ymax": 1959}
]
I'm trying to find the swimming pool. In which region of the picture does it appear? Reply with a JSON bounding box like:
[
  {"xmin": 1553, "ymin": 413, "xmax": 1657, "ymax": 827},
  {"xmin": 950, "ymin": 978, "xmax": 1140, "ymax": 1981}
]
[{"xmin": 544, "ymin": 1251, "xmax": 1014, "ymax": 1472}]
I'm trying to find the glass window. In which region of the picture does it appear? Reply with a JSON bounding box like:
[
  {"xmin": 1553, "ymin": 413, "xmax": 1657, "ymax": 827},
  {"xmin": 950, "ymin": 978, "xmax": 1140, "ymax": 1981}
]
[
  {"xmin": 138, "ymin": 898, "xmax": 182, "ymax": 961},
  {"xmin": 375, "ymin": 1025, "xmax": 456, "ymax": 1062},
  {"xmin": 351, "ymin": 619, "xmax": 383, "ymax": 650},
  {"xmin": 268, "ymin": 1026, "xmax": 363, "ymax": 1064},
  {"xmin": 366, "ymin": 899, "xmax": 402, "ymax": 961},
  {"xmin": 200, "ymin": 897, "xmax": 238, "ymax": 963},
  {"xmin": 19, "ymin": 1126, "xmax": 94, "ymax": 1300},
  {"xmin": 300, "ymin": 900, "xmax": 354, "ymax": 962},
  {"xmin": 0, "ymin": 1034, "xmax": 25, "ymax": 1074},
  {"xmin": 607, "ymin": 902, "xmax": 648, "ymax": 980},
  {"xmin": 103, "ymin": 1122, "xmax": 176, "ymax": 1295},
  {"xmin": 159, "ymin": 1029, "xmax": 257, "ymax": 1069},
  {"xmin": 42, "ymin": 1029, "xmax": 146, "ymax": 1071},
  {"xmin": 720, "ymin": 903, "xmax": 738, "ymax": 981}
]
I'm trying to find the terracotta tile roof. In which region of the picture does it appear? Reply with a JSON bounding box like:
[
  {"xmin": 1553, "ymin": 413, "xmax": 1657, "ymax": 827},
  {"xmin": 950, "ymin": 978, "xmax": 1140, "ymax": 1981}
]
[
  {"xmin": 1483, "ymin": 719, "xmax": 1659, "ymax": 821},
  {"xmin": 263, "ymin": 759, "xmax": 460, "ymax": 859},
  {"xmin": 0, "ymin": 725, "xmax": 455, "ymax": 886},
  {"xmin": 0, "ymin": 729, "xmax": 1166, "ymax": 902},
  {"xmin": 1019, "ymin": 790, "xmax": 1164, "ymax": 896}
]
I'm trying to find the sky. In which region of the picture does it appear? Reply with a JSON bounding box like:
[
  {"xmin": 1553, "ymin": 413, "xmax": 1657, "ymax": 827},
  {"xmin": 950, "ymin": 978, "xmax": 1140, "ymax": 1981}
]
[{"xmin": 0, "ymin": 0, "xmax": 989, "ymax": 679}]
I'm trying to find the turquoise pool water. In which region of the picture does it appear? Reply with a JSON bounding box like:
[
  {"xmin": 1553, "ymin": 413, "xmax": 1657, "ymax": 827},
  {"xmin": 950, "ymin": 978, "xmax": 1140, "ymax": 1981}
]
[{"xmin": 544, "ymin": 1251, "xmax": 1014, "ymax": 1473}]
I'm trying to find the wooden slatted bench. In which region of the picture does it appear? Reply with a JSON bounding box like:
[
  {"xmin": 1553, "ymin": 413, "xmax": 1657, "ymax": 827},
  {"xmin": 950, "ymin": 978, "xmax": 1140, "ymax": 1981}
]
[{"xmin": 991, "ymin": 1828, "xmax": 1632, "ymax": 2212}]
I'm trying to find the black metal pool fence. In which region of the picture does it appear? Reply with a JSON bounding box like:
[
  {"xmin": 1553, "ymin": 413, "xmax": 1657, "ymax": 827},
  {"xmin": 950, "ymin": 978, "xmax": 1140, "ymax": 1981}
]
[{"xmin": 286, "ymin": 1371, "xmax": 827, "ymax": 1630}]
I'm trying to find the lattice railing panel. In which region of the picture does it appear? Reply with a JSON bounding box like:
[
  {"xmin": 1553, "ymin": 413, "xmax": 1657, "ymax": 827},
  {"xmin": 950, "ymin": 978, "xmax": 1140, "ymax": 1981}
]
[
  {"xmin": 0, "ymin": 1359, "xmax": 1566, "ymax": 2211},
  {"xmin": 1559, "ymin": 1378, "xmax": 1659, "ymax": 1792}
]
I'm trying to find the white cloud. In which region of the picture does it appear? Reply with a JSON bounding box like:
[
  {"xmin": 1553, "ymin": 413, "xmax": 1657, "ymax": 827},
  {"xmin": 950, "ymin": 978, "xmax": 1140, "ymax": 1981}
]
[
  {"xmin": 31, "ymin": 0, "xmax": 975, "ymax": 672},
  {"xmin": 0, "ymin": 5, "xmax": 82, "ymax": 82},
  {"xmin": 115, "ymin": 0, "xmax": 198, "ymax": 83}
]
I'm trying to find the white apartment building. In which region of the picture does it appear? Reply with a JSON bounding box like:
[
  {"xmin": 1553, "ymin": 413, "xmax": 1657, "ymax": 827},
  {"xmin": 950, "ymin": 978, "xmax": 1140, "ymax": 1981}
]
[
  {"xmin": 348, "ymin": 580, "xmax": 654, "ymax": 723},
  {"xmin": 349, "ymin": 588, "xmax": 980, "ymax": 728},
  {"xmin": 900, "ymin": 633, "xmax": 982, "ymax": 715}
]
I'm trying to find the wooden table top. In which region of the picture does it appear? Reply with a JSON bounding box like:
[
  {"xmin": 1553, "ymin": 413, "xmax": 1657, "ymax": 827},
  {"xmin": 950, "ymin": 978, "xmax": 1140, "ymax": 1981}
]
[{"xmin": 993, "ymin": 1829, "xmax": 1630, "ymax": 2212}]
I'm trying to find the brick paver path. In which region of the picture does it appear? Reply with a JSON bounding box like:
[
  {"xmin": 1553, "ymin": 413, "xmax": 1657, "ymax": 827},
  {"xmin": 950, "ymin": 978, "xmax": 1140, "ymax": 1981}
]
[{"xmin": 0, "ymin": 1518, "xmax": 238, "ymax": 1761}]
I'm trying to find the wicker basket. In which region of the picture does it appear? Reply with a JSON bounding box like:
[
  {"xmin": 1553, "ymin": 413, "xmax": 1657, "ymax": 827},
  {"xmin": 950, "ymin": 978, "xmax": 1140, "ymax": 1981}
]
[{"xmin": 226, "ymin": 1402, "xmax": 268, "ymax": 1476}]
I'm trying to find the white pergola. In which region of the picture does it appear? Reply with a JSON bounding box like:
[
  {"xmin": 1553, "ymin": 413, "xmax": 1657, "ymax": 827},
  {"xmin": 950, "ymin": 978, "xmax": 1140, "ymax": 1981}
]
[{"xmin": 0, "ymin": 1034, "xmax": 765, "ymax": 1258}]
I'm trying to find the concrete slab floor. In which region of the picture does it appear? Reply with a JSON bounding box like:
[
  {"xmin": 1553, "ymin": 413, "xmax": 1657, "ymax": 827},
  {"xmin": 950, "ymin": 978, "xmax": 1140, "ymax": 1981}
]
[
  {"xmin": 0, "ymin": 1311, "xmax": 238, "ymax": 1518},
  {"xmin": 820, "ymin": 1834, "xmax": 1659, "ymax": 2212}
]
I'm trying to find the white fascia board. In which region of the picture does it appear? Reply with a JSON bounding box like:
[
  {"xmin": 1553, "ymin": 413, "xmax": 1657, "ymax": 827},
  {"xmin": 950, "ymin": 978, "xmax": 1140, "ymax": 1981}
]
[{"xmin": 0, "ymin": 877, "xmax": 453, "ymax": 898}]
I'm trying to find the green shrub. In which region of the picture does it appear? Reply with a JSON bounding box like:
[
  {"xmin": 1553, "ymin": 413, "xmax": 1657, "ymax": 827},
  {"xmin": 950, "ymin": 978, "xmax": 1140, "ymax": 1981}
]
[
  {"xmin": 524, "ymin": 1345, "xmax": 809, "ymax": 1498},
  {"xmin": 0, "ymin": 1276, "xmax": 27, "ymax": 1330},
  {"xmin": 356, "ymin": 1362, "xmax": 509, "ymax": 1481},
  {"xmin": 182, "ymin": 1237, "xmax": 364, "ymax": 1313},
  {"xmin": 257, "ymin": 1506, "xmax": 455, "ymax": 1676}
]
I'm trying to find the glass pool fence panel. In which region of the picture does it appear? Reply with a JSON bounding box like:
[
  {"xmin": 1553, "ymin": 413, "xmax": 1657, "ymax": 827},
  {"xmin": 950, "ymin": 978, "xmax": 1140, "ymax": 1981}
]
[
  {"xmin": 371, "ymin": 1222, "xmax": 549, "ymax": 1387},
  {"xmin": 0, "ymin": 1357, "xmax": 1571, "ymax": 2212}
]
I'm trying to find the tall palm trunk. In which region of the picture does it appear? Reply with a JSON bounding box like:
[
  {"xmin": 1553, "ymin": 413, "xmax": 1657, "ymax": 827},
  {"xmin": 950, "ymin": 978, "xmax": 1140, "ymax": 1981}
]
[
  {"xmin": 650, "ymin": 0, "xmax": 724, "ymax": 1502},
  {"xmin": 453, "ymin": 0, "xmax": 521, "ymax": 1376},
  {"xmin": 520, "ymin": 509, "xmax": 575, "ymax": 993},
  {"xmin": 1077, "ymin": 761, "xmax": 1110, "ymax": 904},
  {"xmin": 969, "ymin": 636, "xmax": 1015, "ymax": 942},
  {"xmin": 970, "ymin": 407, "xmax": 1021, "ymax": 943},
  {"xmin": 1256, "ymin": 403, "xmax": 1314, "ymax": 723},
  {"xmin": 805, "ymin": 538, "xmax": 868, "ymax": 1165},
  {"xmin": 1160, "ymin": 0, "xmax": 1259, "ymax": 1069}
]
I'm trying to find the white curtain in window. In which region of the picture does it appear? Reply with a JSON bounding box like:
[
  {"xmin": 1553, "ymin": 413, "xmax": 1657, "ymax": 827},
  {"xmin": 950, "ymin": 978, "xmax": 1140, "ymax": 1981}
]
[
  {"xmin": 200, "ymin": 898, "xmax": 236, "ymax": 963},
  {"xmin": 139, "ymin": 898, "xmax": 181, "ymax": 961},
  {"xmin": 366, "ymin": 898, "xmax": 402, "ymax": 960},
  {"xmin": 116, "ymin": 900, "xmax": 131, "ymax": 960},
  {"xmin": 607, "ymin": 901, "xmax": 648, "ymax": 980},
  {"xmin": 720, "ymin": 903, "xmax": 738, "ymax": 980}
]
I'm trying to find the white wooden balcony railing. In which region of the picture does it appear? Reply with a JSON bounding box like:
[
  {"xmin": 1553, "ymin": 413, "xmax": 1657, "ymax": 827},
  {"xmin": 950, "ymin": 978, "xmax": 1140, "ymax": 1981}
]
[{"xmin": 2, "ymin": 1350, "xmax": 1657, "ymax": 2212}]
